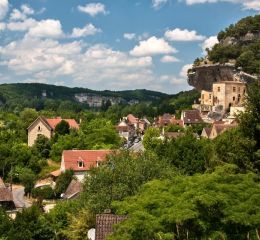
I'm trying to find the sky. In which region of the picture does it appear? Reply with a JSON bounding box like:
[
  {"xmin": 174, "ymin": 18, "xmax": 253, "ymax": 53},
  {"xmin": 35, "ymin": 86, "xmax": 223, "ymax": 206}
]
[{"xmin": 0, "ymin": 0, "xmax": 259, "ymax": 94}]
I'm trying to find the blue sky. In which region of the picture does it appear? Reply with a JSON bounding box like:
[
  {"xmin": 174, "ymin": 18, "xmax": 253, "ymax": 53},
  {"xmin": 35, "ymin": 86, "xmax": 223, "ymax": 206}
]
[{"xmin": 0, "ymin": 0, "xmax": 258, "ymax": 94}]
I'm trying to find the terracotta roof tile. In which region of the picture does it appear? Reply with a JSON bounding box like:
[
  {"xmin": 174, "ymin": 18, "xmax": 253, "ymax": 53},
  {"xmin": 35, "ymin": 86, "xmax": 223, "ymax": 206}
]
[
  {"xmin": 0, "ymin": 188, "xmax": 13, "ymax": 202},
  {"xmin": 63, "ymin": 150, "xmax": 112, "ymax": 172},
  {"xmin": 95, "ymin": 214, "xmax": 127, "ymax": 240},
  {"xmin": 45, "ymin": 118, "xmax": 79, "ymax": 130}
]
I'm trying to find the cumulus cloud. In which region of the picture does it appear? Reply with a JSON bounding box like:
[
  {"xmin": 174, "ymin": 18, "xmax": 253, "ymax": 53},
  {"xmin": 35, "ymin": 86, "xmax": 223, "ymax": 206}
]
[
  {"xmin": 26, "ymin": 19, "xmax": 64, "ymax": 38},
  {"xmin": 165, "ymin": 28, "xmax": 206, "ymax": 41},
  {"xmin": 124, "ymin": 33, "xmax": 136, "ymax": 40},
  {"xmin": 10, "ymin": 4, "xmax": 35, "ymax": 21},
  {"xmin": 0, "ymin": 22, "xmax": 6, "ymax": 31},
  {"xmin": 180, "ymin": 64, "xmax": 193, "ymax": 78},
  {"xmin": 71, "ymin": 23, "xmax": 101, "ymax": 38},
  {"xmin": 152, "ymin": 0, "xmax": 168, "ymax": 9},
  {"xmin": 130, "ymin": 36, "xmax": 177, "ymax": 57},
  {"xmin": 0, "ymin": 0, "xmax": 8, "ymax": 20},
  {"xmin": 7, "ymin": 18, "xmax": 37, "ymax": 31},
  {"xmin": 160, "ymin": 55, "xmax": 180, "ymax": 63},
  {"xmin": 201, "ymin": 36, "xmax": 219, "ymax": 53},
  {"xmin": 184, "ymin": 0, "xmax": 260, "ymax": 11},
  {"xmin": 78, "ymin": 3, "xmax": 108, "ymax": 17}
]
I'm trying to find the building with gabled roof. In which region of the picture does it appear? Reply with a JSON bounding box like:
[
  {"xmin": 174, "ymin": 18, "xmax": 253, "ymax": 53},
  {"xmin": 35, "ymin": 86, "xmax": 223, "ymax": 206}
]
[
  {"xmin": 201, "ymin": 127, "xmax": 212, "ymax": 139},
  {"xmin": 27, "ymin": 116, "xmax": 79, "ymax": 146},
  {"xmin": 181, "ymin": 110, "xmax": 203, "ymax": 126},
  {"xmin": 0, "ymin": 178, "xmax": 15, "ymax": 210},
  {"xmin": 209, "ymin": 123, "xmax": 237, "ymax": 139},
  {"xmin": 61, "ymin": 150, "xmax": 112, "ymax": 182}
]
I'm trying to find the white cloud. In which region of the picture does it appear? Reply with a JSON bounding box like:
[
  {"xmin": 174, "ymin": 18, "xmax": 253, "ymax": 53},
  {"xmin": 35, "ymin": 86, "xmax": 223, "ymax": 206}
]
[
  {"xmin": 7, "ymin": 18, "xmax": 37, "ymax": 31},
  {"xmin": 201, "ymin": 36, "xmax": 219, "ymax": 53},
  {"xmin": 180, "ymin": 64, "xmax": 193, "ymax": 78},
  {"xmin": 152, "ymin": 0, "xmax": 168, "ymax": 9},
  {"xmin": 0, "ymin": 0, "xmax": 8, "ymax": 20},
  {"xmin": 160, "ymin": 55, "xmax": 180, "ymax": 63},
  {"xmin": 165, "ymin": 28, "xmax": 206, "ymax": 41},
  {"xmin": 0, "ymin": 22, "xmax": 6, "ymax": 31},
  {"xmin": 130, "ymin": 36, "xmax": 177, "ymax": 57},
  {"xmin": 78, "ymin": 3, "xmax": 108, "ymax": 17},
  {"xmin": 71, "ymin": 23, "xmax": 101, "ymax": 38},
  {"xmin": 124, "ymin": 33, "xmax": 136, "ymax": 40},
  {"xmin": 26, "ymin": 19, "xmax": 63, "ymax": 38},
  {"xmin": 184, "ymin": 0, "xmax": 260, "ymax": 11},
  {"xmin": 10, "ymin": 4, "xmax": 34, "ymax": 21}
]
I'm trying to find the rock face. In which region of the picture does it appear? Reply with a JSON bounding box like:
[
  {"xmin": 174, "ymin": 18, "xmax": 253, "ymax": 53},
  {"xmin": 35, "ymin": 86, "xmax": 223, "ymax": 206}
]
[{"xmin": 188, "ymin": 64, "xmax": 236, "ymax": 91}]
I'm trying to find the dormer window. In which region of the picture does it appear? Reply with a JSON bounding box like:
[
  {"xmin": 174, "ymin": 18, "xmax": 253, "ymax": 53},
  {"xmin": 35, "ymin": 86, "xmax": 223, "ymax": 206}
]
[{"xmin": 78, "ymin": 160, "xmax": 84, "ymax": 168}]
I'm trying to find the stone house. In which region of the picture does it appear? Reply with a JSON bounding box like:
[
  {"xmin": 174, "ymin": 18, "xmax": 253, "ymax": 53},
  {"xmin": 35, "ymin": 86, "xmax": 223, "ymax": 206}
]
[
  {"xmin": 116, "ymin": 120, "xmax": 135, "ymax": 141},
  {"xmin": 27, "ymin": 117, "xmax": 79, "ymax": 146},
  {"xmin": 201, "ymin": 127, "xmax": 212, "ymax": 139},
  {"xmin": 209, "ymin": 123, "xmax": 237, "ymax": 139},
  {"xmin": 60, "ymin": 150, "xmax": 112, "ymax": 182},
  {"xmin": 200, "ymin": 81, "xmax": 246, "ymax": 113}
]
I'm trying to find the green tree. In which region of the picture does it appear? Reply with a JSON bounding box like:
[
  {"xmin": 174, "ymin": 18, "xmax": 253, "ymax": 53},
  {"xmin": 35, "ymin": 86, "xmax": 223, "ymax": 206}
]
[
  {"xmin": 32, "ymin": 134, "xmax": 51, "ymax": 158},
  {"xmin": 55, "ymin": 120, "xmax": 70, "ymax": 136},
  {"xmin": 19, "ymin": 168, "xmax": 37, "ymax": 196},
  {"xmin": 54, "ymin": 170, "xmax": 74, "ymax": 197},
  {"xmin": 110, "ymin": 165, "xmax": 260, "ymax": 240},
  {"xmin": 143, "ymin": 127, "xmax": 161, "ymax": 151}
]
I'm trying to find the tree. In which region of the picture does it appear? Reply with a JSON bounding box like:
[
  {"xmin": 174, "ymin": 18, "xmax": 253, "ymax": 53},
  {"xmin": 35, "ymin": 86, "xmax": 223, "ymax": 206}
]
[
  {"xmin": 32, "ymin": 134, "xmax": 51, "ymax": 158},
  {"xmin": 82, "ymin": 151, "xmax": 173, "ymax": 214},
  {"xmin": 109, "ymin": 165, "xmax": 260, "ymax": 240},
  {"xmin": 143, "ymin": 127, "xmax": 161, "ymax": 151},
  {"xmin": 54, "ymin": 170, "xmax": 74, "ymax": 197},
  {"xmin": 19, "ymin": 168, "xmax": 37, "ymax": 196},
  {"xmin": 55, "ymin": 120, "xmax": 70, "ymax": 136}
]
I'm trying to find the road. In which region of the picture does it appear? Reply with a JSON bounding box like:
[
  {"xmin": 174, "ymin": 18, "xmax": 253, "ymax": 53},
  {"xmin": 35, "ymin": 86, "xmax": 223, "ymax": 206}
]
[{"xmin": 12, "ymin": 187, "xmax": 31, "ymax": 208}]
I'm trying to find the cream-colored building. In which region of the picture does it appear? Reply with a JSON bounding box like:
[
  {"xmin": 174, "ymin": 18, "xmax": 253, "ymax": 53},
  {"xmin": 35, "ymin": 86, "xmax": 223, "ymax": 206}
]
[
  {"xmin": 27, "ymin": 117, "xmax": 79, "ymax": 147},
  {"xmin": 212, "ymin": 81, "xmax": 246, "ymax": 111},
  {"xmin": 200, "ymin": 81, "xmax": 246, "ymax": 112}
]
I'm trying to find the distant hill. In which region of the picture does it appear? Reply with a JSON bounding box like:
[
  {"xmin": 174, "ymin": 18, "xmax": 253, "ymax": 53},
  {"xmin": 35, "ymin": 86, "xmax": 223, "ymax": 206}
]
[{"xmin": 0, "ymin": 83, "xmax": 200, "ymax": 113}]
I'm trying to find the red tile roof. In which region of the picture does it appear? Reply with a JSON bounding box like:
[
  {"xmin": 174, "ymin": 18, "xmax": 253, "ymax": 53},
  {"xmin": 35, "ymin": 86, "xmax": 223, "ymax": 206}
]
[
  {"xmin": 63, "ymin": 180, "xmax": 83, "ymax": 199},
  {"xmin": 0, "ymin": 187, "xmax": 13, "ymax": 202},
  {"xmin": 45, "ymin": 118, "xmax": 79, "ymax": 130},
  {"xmin": 62, "ymin": 150, "xmax": 112, "ymax": 172},
  {"xmin": 127, "ymin": 114, "xmax": 139, "ymax": 124}
]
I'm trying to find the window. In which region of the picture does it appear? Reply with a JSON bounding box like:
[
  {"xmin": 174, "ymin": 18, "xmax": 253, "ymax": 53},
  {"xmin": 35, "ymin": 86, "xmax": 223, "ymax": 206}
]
[
  {"xmin": 38, "ymin": 126, "xmax": 41, "ymax": 132},
  {"xmin": 233, "ymin": 96, "xmax": 235, "ymax": 101},
  {"xmin": 217, "ymin": 87, "xmax": 220, "ymax": 92},
  {"xmin": 233, "ymin": 87, "xmax": 236, "ymax": 92},
  {"xmin": 78, "ymin": 161, "xmax": 84, "ymax": 168},
  {"xmin": 209, "ymin": 94, "xmax": 212, "ymax": 99}
]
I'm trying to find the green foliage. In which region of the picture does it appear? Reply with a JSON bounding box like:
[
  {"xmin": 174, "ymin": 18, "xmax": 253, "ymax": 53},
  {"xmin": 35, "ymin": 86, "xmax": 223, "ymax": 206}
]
[
  {"xmin": 54, "ymin": 170, "xmax": 74, "ymax": 197},
  {"xmin": 156, "ymin": 133, "xmax": 211, "ymax": 175},
  {"xmin": 143, "ymin": 127, "xmax": 161, "ymax": 151},
  {"xmin": 8, "ymin": 205, "xmax": 54, "ymax": 240},
  {"xmin": 217, "ymin": 15, "xmax": 260, "ymax": 40},
  {"xmin": 32, "ymin": 186, "xmax": 55, "ymax": 200},
  {"xmin": 82, "ymin": 151, "xmax": 174, "ymax": 214},
  {"xmin": 54, "ymin": 120, "xmax": 70, "ymax": 136},
  {"xmin": 164, "ymin": 124, "xmax": 184, "ymax": 133},
  {"xmin": 18, "ymin": 168, "xmax": 37, "ymax": 196},
  {"xmin": 110, "ymin": 165, "xmax": 260, "ymax": 240},
  {"xmin": 208, "ymin": 15, "xmax": 260, "ymax": 74},
  {"xmin": 32, "ymin": 135, "xmax": 51, "ymax": 158},
  {"xmin": 212, "ymin": 128, "xmax": 256, "ymax": 172}
]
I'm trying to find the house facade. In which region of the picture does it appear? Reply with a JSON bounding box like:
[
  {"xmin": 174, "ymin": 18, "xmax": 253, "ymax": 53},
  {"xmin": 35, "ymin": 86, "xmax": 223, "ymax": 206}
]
[
  {"xmin": 60, "ymin": 150, "xmax": 112, "ymax": 182},
  {"xmin": 27, "ymin": 117, "xmax": 79, "ymax": 146}
]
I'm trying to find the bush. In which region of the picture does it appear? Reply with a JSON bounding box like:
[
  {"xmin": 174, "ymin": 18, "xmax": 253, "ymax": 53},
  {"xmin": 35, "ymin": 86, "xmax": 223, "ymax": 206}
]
[{"xmin": 32, "ymin": 186, "xmax": 55, "ymax": 200}]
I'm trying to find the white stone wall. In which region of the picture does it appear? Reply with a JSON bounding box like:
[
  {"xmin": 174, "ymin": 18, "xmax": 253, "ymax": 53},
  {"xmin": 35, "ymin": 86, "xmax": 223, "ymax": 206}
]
[{"xmin": 28, "ymin": 120, "xmax": 52, "ymax": 147}]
